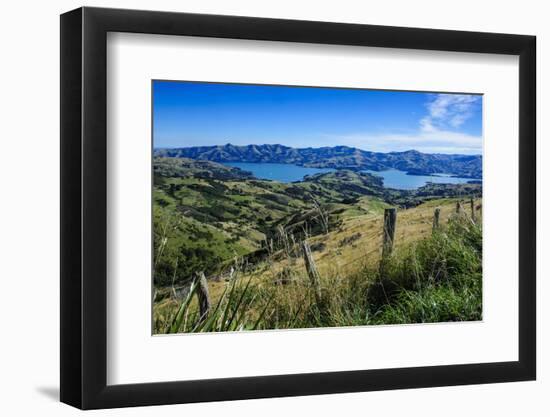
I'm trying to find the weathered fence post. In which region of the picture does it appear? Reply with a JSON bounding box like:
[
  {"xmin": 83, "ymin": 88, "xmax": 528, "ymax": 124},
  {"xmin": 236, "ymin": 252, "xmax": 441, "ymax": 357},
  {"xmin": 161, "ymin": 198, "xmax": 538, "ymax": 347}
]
[
  {"xmin": 470, "ymin": 197, "xmax": 475, "ymax": 221},
  {"xmin": 455, "ymin": 200, "xmax": 461, "ymax": 214},
  {"xmin": 196, "ymin": 271, "xmax": 211, "ymax": 322},
  {"xmin": 382, "ymin": 208, "xmax": 397, "ymax": 258},
  {"xmin": 301, "ymin": 240, "xmax": 322, "ymax": 306},
  {"xmin": 433, "ymin": 207, "xmax": 441, "ymax": 231}
]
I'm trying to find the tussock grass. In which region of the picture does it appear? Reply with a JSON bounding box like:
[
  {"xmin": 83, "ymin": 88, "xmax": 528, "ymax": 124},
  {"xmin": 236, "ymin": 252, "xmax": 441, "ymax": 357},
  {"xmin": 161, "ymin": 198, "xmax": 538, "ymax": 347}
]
[
  {"xmin": 154, "ymin": 210, "xmax": 482, "ymax": 334},
  {"xmin": 369, "ymin": 217, "xmax": 482, "ymax": 324},
  {"xmin": 156, "ymin": 277, "xmax": 271, "ymax": 333}
]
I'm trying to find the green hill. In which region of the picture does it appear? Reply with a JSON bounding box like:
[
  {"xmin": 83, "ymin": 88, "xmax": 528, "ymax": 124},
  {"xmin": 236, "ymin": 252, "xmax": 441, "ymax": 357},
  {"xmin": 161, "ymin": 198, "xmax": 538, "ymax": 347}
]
[{"xmin": 153, "ymin": 157, "xmax": 481, "ymax": 288}]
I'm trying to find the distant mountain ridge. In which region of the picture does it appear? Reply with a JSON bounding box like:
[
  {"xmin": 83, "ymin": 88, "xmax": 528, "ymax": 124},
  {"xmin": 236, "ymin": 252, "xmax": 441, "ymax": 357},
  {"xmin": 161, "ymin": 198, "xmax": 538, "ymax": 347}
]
[{"xmin": 154, "ymin": 144, "xmax": 482, "ymax": 178}]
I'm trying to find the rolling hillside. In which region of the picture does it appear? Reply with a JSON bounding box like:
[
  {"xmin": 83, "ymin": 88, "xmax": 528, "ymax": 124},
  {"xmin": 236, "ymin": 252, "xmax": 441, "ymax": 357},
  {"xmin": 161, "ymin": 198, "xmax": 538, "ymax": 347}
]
[
  {"xmin": 153, "ymin": 157, "xmax": 482, "ymax": 306},
  {"xmin": 237, "ymin": 197, "xmax": 479, "ymax": 286},
  {"xmin": 154, "ymin": 196, "xmax": 482, "ymax": 332}
]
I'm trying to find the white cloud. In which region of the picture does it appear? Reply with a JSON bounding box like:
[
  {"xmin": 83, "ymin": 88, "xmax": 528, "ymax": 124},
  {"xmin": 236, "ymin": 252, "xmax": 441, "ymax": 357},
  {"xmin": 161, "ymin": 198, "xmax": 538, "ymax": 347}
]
[
  {"xmin": 419, "ymin": 117, "xmax": 436, "ymax": 133},
  {"xmin": 227, "ymin": 93, "xmax": 483, "ymax": 155},
  {"xmin": 321, "ymin": 93, "xmax": 483, "ymax": 155},
  {"xmin": 323, "ymin": 130, "xmax": 482, "ymax": 155},
  {"xmin": 421, "ymin": 94, "xmax": 481, "ymax": 132},
  {"xmin": 327, "ymin": 93, "xmax": 482, "ymax": 154}
]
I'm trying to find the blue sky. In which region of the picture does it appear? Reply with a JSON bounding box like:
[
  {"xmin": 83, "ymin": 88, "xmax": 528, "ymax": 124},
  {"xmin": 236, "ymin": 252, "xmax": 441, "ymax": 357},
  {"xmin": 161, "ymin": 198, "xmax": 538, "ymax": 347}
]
[{"xmin": 153, "ymin": 81, "xmax": 482, "ymax": 155}]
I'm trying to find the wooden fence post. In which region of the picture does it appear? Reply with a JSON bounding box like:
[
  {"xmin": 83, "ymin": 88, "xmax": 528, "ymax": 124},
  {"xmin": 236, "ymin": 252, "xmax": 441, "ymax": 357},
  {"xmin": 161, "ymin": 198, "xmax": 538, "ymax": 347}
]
[
  {"xmin": 196, "ymin": 272, "xmax": 211, "ymax": 322},
  {"xmin": 301, "ymin": 240, "xmax": 322, "ymax": 306},
  {"xmin": 433, "ymin": 207, "xmax": 441, "ymax": 231},
  {"xmin": 455, "ymin": 200, "xmax": 461, "ymax": 214},
  {"xmin": 382, "ymin": 208, "xmax": 397, "ymax": 258},
  {"xmin": 470, "ymin": 197, "xmax": 475, "ymax": 221}
]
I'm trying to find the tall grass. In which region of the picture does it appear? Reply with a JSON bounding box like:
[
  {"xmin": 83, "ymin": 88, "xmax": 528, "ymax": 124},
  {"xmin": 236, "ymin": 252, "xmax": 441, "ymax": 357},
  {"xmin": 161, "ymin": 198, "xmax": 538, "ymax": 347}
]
[
  {"xmin": 156, "ymin": 277, "xmax": 272, "ymax": 333},
  {"xmin": 154, "ymin": 215, "xmax": 482, "ymax": 333}
]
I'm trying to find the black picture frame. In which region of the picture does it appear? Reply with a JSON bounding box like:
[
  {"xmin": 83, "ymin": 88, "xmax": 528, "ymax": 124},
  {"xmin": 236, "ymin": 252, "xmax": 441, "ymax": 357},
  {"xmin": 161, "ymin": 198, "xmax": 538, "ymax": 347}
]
[{"xmin": 60, "ymin": 6, "xmax": 536, "ymax": 410}]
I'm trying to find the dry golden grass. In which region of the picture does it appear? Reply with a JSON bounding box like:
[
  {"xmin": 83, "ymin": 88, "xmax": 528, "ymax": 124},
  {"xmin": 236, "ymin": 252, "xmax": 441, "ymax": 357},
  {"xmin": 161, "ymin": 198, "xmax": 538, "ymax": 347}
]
[
  {"xmin": 153, "ymin": 197, "xmax": 482, "ymax": 332},
  {"xmin": 197, "ymin": 197, "xmax": 481, "ymax": 309}
]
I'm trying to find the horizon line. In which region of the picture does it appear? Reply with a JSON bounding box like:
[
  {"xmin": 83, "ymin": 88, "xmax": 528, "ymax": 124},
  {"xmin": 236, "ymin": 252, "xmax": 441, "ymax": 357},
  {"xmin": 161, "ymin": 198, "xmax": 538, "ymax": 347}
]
[{"xmin": 153, "ymin": 143, "xmax": 482, "ymax": 157}]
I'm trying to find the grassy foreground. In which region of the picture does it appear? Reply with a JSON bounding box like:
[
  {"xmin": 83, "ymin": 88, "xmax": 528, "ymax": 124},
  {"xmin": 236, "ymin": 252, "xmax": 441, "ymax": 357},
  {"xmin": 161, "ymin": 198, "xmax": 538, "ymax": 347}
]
[{"xmin": 153, "ymin": 211, "xmax": 482, "ymax": 333}]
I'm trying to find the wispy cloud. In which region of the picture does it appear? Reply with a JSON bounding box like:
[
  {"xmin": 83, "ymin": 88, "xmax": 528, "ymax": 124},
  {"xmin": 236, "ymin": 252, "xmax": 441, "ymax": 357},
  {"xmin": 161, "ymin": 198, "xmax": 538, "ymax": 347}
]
[
  {"xmin": 323, "ymin": 93, "xmax": 482, "ymax": 155},
  {"xmin": 420, "ymin": 94, "xmax": 481, "ymax": 133},
  {"xmin": 323, "ymin": 131, "xmax": 482, "ymax": 155}
]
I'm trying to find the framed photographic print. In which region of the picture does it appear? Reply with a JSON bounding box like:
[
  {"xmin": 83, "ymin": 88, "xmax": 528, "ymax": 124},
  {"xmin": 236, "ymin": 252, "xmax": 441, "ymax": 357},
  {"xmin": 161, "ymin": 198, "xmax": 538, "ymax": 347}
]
[{"xmin": 60, "ymin": 7, "xmax": 536, "ymax": 409}]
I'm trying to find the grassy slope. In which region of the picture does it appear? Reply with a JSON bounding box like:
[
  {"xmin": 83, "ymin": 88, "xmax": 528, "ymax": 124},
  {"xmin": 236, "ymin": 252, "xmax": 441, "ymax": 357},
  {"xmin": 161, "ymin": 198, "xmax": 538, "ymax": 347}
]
[
  {"xmin": 153, "ymin": 164, "xmax": 394, "ymax": 286},
  {"xmin": 205, "ymin": 198, "xmax": 480, "ymax": 306},
  {"xmin": 154, "ymin": 197, "xmax": 482, "ymax": 332},
  {"xmin": 153, "ymin": 176, "xmax": 309, "ymax": 282},
  {"xmin": 152, "ymin": 157, "xmax": 482, "ymax": 332}
]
